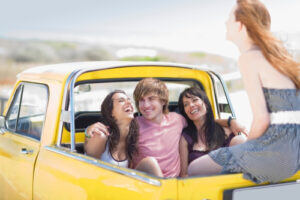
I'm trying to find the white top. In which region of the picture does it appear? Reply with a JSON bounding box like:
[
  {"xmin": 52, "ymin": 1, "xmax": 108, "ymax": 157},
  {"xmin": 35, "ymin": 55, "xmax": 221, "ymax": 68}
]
[
  {"xmin": 270, "ymin": 111, "xmax": 300, "ymax": 124},
  {"xmin": 100, "ymin": 142, "xmax": 129, "ymax": 168}
]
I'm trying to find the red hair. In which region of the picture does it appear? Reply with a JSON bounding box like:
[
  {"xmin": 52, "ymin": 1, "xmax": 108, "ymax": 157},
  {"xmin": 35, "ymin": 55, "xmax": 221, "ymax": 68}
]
[{"xmin": 236, "ymin": 0, "xmax": 300, "ymax": 89}]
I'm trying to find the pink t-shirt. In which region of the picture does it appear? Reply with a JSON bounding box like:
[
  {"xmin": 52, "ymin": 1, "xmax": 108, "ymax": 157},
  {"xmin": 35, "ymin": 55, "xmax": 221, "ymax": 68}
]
[{"xmin": 133, "ymin": 112, "xmax": 187, "ymax": 177}]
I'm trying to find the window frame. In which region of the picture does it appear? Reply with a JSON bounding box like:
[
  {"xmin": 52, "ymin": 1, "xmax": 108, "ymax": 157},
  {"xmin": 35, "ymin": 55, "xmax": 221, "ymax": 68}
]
[
  {"xmin": 5, "ymin": 82, "xmax": 49, "ymax": 141},
  {"xmin": 62, "ymin": 77, "xmax": 205, "ymax": 132},
  {"xmin": 210, "ymin": 72, "xmax": 236, "ymax": 119}
]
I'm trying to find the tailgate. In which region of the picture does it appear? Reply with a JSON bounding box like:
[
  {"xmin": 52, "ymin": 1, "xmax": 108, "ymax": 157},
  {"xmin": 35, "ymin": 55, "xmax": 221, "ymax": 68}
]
[{"xmin": 177, "ymin": 171, "xmax": 300, "ymax": 200}]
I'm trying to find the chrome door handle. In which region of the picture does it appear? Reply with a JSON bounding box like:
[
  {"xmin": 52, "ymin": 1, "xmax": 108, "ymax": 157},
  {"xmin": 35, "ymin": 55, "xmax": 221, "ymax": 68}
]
[{"xmin": 21, "ymin": 148, "xmax": 33, "ymax": 155}]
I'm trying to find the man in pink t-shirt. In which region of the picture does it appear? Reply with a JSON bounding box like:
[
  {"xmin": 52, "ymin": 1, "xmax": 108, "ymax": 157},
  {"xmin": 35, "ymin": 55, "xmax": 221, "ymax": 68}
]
[
  {"xmin": 131, "ymin": 78, "xmax": 186, "ymax": 177},
  {"xmin": 86, "ymin": 78, "xmax": 245, "ymax": 177},
  {"xmin": 134, "ymin": 112, "xmax": 186, "ymax": 177}
]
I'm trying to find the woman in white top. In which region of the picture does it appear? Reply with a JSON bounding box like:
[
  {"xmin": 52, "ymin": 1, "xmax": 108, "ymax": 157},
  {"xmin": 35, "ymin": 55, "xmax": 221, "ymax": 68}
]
[{"xmin": 85, "ymin": 90, "xmax": 163, "ymax": 176}]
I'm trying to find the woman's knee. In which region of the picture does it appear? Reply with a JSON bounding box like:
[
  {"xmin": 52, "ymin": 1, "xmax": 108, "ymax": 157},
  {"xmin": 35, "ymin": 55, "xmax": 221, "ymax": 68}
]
[
  {"xmin": 188, "ymin": 155, "xmax": 222, "ymax": 176},
  {"xmin": 141, "ymin": 156, "xmax": 159, "ymax": 165},
  {"xmin": 230, "ymin": 135, "xmax": 247, "ymax": 146},
  {"xmin": 136, "ymin": 157, "xmax": 163, "ymax": 177},
  {"xmin": 187, "ymin": 159, "xmax": 199, "ymax": 176}
]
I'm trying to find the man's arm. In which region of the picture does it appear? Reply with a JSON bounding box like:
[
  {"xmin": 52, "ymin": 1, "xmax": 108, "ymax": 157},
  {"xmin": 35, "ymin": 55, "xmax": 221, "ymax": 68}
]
[{"xmin": 179, "ymin": 135, "xmax": 189, "ymax": 177}]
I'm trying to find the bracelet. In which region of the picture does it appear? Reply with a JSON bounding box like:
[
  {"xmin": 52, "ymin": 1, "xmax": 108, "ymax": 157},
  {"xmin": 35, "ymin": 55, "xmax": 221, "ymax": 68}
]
[
  {"xmin": 227, "ymin": 116, "xmax": 235, "ymax": 127},
  {"xmin": 85, "ymin": 128, "xmax": 91, "ymax": 138}
]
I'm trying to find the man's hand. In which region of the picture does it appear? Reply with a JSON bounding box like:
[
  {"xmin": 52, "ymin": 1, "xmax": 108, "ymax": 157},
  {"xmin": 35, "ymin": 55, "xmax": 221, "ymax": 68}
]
[
  {"xmin": 230, "ymin": 119, "xmax": 248, "ymax": 136},
  {"xmin": 86, "ymin": 122, "xmax": 110, "ymax": 138}
]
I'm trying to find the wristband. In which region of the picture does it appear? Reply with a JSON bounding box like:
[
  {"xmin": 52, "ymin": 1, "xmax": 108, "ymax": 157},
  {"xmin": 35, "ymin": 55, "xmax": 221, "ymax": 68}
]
[
  {"xmin": 85, "ymin": 128, "xmax": 91, "ymax": 138},
  {"xmin": 227, "ymin": 116, "xmax": 235, "ymax": 127}
]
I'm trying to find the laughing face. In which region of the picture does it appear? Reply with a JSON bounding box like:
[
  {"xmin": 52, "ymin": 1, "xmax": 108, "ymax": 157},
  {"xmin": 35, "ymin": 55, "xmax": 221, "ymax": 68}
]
[
  {"xmin": 111, "ymin": 92, "xmax": 134, "ymax": 122},
  {"xmin": 182, "ymin": 95, "xmax": 207, "ymax": 122}
]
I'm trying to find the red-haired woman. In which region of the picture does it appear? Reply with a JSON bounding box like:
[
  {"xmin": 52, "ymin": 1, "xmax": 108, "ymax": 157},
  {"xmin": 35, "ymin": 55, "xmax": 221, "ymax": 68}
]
[{"xmin": 188, "ymin": 0, "xmax": 300, "ymax": 184}]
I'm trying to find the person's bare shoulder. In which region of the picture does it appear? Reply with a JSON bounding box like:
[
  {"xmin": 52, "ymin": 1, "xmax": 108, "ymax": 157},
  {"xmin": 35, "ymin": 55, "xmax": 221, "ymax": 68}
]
[{"xmin": 238, "ymin": 50, "xmax": 264, "ymax": 71}]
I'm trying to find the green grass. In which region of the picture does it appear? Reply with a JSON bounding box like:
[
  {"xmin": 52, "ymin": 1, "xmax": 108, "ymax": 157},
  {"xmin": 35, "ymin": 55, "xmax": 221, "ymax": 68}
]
[
  {"xmin": 190, "ymin": 52, "xmax": 206, "ymax": 58},
  {"xmin": 120, "ymin": 56, "xmax": 162, "ymax": 61}
]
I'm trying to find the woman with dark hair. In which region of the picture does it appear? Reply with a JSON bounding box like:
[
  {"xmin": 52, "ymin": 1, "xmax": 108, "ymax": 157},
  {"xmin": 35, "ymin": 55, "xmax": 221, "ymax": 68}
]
[
  {"xmin": 188, "ymin": 0, "xmax": 300, "ymax": 183},
  {"xmin": 178, "ymin": 87, "xmax": 246, "ymax": 177},
  {"xmin": 85, "ymin": 90, "xmax": 163, "ymax": 176}
]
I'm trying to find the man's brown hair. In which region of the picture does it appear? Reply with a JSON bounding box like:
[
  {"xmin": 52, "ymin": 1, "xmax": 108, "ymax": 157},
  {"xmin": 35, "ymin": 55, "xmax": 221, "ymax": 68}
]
[{"xmin": 133, "ymin": 78, "xmax": 169, "ymax": 114}]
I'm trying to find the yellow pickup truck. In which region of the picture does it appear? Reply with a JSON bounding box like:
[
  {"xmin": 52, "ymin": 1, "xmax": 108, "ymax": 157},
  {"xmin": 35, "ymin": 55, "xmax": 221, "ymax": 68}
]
[{"xmin": 0, "ymin": 61, "xmax": 299, "ymax": 200}]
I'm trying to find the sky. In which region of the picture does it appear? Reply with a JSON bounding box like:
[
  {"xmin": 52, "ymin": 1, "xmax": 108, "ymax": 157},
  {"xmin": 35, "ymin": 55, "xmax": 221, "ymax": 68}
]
[{"xmin": 1, "ymin": 0, "xmax": 300, "ymax": 59}]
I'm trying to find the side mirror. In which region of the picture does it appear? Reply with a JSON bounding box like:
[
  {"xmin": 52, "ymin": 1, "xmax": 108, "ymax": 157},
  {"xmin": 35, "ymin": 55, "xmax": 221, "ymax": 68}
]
[
  {"xmin": 0, "ymin": 116, "xmax": 5, "ymax": 129},
  {"xmin": 75, "ymin": 84, "xmax": 91, "ymax": 93}
]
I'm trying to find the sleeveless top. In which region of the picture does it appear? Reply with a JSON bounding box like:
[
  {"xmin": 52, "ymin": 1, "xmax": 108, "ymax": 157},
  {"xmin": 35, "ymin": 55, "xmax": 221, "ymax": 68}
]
[
  {"xmin": 182, "ymin": 131, "xmax": 235, "ymax": 164},
  {"xmin": 209, "ymin": 87, "xmax": 300, "ymax": 183},
  {"xmin": 100, "ymin": 142, "xmax": 129, "ymax": 168}
]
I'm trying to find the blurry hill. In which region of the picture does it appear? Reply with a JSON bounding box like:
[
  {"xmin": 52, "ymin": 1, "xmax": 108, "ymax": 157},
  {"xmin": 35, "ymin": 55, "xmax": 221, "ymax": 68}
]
[
  {"xmin": 0, "ymin": 38, "xmax": 237, "ymax": 85},
  {"xmin": 1, "ymin": 37, "xmax": 299, "ymax": 122},
  {"xmin": 1, "ymin": 37, "xmax": 299, "ymax": 95}
]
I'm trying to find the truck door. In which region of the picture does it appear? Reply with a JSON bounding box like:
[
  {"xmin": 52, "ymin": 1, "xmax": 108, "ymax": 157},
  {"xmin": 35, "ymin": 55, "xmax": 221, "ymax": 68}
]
[{"xmin": 0, "ymin": 83, "xmax": 48, "ymax": 200}]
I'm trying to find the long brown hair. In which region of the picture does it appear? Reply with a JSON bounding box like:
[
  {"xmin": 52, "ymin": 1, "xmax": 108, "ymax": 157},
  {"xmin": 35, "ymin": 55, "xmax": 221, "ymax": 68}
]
[
  {"xmin": 236, "ymin": 0, "xmax": 300, "ymax": 89},
  {"xmin": 101, "ymin": 90, "xmax": 139, "ymax": 163},
  {"xmin": 178, "ymin": 87, "xmax": 227, "ymax": 151}
]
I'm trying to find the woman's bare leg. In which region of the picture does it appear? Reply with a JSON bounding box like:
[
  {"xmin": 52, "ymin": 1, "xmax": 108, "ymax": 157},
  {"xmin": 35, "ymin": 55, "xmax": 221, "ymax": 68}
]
[
  {"xmin": 229, "ymin": 134, "xmax": 247, "ymax": 146},
  {"xmin": 188, "ymin": 155, "xmax": 222, "ymax": 176},
  {"xmin": 135, "ymin": 157, "xmax": 163, "ymax": 177}
]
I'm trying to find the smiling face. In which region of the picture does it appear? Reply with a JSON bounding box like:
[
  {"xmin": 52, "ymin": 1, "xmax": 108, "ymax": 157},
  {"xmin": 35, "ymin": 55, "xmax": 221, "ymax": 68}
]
[
  {"xmin": 133, "ymin": 78, "xmax": 169, "ymax": 117},
  {"xmin": 182, "ymin": 94, "xmax": 207, "ymax": 122},
  {"xmin": 138, "ymin": 92, "xmax": 164, "ymax": 124},
  {"xmin": 111, "ymin": 92, "xmax": 134, "ymax": 123}
]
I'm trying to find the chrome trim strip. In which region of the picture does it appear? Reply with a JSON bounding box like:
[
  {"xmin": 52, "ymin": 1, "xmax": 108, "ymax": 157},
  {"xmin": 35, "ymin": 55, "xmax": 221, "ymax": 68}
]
[
  {"xmin": 44, "ymin": 146, "xmax": 161, "ymax": 186},
  {"xmin": 210, "ymin": 74, "xmax": 221, "ymax": 118},
  {"xmin": 69, "ymin": 70, "xmax": 84, "ymax": 152},
  {"xmin": 209, "ymin": 70, "xmax": 236, "ymax": 118},
  {"xmin": 56, "ymin": 70, "xmax": 81, "ymax": 147}
]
